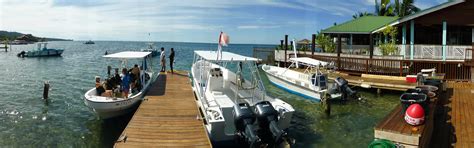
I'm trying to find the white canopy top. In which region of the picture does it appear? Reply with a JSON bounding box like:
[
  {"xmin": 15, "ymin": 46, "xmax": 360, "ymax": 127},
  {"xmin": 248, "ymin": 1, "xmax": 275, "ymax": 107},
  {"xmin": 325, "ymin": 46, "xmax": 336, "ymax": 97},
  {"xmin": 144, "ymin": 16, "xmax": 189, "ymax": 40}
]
[
  {"xmin": 290, "ymin": 57, "xmax": 328, "ymax": 67},
  {"xmin": 103, "ymin": 51, "xmax": 151, "ymax": 59},
  {"xmin": 194, "ymin": 51, "xmax": 260, "ymax": 62}
]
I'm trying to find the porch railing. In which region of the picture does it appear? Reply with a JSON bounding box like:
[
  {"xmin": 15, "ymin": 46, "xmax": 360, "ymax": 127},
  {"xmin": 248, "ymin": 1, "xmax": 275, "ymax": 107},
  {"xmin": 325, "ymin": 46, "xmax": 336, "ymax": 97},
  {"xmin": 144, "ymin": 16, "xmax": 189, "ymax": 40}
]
[{"xmin": 399, "ymin": 44, "xmax": 472, "ymax": 60}]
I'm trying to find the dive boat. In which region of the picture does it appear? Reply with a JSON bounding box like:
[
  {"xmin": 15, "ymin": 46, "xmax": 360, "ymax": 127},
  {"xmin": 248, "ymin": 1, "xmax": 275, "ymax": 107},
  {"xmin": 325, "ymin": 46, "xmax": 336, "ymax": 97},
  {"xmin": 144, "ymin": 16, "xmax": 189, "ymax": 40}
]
[
  {"xmin": 84, "ymin": 40, "xmax": 95, "ymax": 44},
  {"xmin": 84, "ymin": 51, "xmax": 156, "ymax": 119},
  {"xmin": 191, "ymin": 50, "xmax": 294, "ymax": 147},
  {"xmin": 262, "ymin": 57, "xmax": 357, "ymax": 101},
  {"xmin": 140, "ymin": 43, "xmax": 158, "ymax": 57},
  {"xmin": 17, "ymin": 43, "xmax": 64, "ymax": 57}
]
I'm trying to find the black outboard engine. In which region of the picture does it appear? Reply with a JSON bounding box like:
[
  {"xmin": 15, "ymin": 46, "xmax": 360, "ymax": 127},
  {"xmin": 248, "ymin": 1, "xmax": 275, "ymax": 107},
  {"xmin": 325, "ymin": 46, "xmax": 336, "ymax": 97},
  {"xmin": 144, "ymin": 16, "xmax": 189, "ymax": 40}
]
[
  {"xmin": 17, "ymin": 51, "xmax": 26, "ymax": 58},
  {"xmin": 330, "ymin": 77, "xmax": 357, "ymax": 101},
  {"xmin": 255, "ymin": 101, "xmax": 287, "ymax": 145},
  {"xmin": 233, "ymin": 103, "xmax": 261, "ymax": 147}
]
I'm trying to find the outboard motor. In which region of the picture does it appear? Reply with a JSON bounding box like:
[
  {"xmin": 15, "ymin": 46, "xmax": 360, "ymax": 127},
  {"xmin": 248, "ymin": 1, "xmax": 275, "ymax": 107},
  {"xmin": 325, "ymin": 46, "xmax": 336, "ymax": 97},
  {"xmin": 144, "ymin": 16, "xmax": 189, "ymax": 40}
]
[
  {"xmin": 254, "ymin": 101, "xmax": 287, "ymax": 145},
  {"xmin": 17, "ymin": 51, "xmax": 26, "ymax": 58},
  {"xmin": 330, "ymin": 77, "xmax": 357, "ymax": 101},
  {"xmin": 233, "ymin": 103, "xmax": 262, "ymax": 147}
]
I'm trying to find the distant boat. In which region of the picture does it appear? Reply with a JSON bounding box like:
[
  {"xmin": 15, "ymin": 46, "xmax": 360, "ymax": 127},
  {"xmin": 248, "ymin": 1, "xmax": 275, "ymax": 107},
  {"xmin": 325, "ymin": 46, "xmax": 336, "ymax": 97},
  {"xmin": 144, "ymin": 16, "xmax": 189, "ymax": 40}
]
[
  {"xmin": 17, "ymin": 43, "xmax": 64, "ymax": 57},
  {"xmin": 84, "ymin": 40, "xmax": 95, "ymax": 44},
  {"xmin": 140, "ymin": 43, "xmax": 158, "ymax": 57}
]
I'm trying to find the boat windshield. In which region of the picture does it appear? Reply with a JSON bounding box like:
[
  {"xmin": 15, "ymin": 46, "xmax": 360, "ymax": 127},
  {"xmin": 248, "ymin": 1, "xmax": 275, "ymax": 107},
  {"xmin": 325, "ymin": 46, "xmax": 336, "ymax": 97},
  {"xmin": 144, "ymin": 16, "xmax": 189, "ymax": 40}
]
[{"xmin": 193, "ymin": 51, "xmax": 267, "ymax": 101}]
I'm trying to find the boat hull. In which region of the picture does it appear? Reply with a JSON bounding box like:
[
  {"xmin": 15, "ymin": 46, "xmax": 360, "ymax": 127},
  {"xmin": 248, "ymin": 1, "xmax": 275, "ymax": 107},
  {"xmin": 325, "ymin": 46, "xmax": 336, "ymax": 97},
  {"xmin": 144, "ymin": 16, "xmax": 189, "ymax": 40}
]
[
  {"xmin": 24, "ymin": 49, "xmax": 64, "ymax": 57},
  {"xmin": 84, "ymin": 88, "xmax": 144, "ymax": 119},
  {"xmin": 262, "ymin": 65, "xmax": 327, "ymax": 101},
  {"xmin": 265, "ymin": 70, "xmax": 322, "ymax": 101}
]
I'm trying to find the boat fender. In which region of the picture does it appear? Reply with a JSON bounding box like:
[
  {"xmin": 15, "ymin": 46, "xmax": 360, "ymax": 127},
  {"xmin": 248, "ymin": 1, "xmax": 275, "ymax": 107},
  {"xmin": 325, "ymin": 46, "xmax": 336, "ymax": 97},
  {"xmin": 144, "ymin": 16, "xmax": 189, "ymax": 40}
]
[{"xmin": 404, "ymin": 104, "xmax": 425, "ymax": 126}]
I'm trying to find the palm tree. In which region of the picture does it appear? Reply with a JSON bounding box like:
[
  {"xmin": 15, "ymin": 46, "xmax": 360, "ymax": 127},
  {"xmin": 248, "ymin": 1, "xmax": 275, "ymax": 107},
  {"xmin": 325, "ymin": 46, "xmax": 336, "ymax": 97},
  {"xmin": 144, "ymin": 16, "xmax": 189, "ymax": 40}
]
[
  {"xmin": 375, "ymin": 0, "xmax": 395, "ymax": 16},
  {"xmin": 352, "ymin": 11, "xmax": 374, "ymax": 19},
  {"xmin": 394, "ymin": 0, "xmax": 420, "ymax": 17}
]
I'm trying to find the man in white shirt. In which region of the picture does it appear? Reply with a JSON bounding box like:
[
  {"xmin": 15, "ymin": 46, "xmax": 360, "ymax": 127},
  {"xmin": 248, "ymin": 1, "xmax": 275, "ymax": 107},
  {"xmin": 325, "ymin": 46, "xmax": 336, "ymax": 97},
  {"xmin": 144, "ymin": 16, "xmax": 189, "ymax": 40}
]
[{"xmin": 160, "ymin": 47, "xmax": 166, "ymax": 72}]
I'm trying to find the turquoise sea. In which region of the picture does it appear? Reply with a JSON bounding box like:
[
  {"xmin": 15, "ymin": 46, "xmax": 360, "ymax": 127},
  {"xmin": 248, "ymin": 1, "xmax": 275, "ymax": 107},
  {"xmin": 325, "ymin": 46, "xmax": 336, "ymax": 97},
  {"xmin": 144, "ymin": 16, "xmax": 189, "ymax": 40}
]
[{"xmin": 0, "ymin": 41, "xmax": 399, "ymax": 147}]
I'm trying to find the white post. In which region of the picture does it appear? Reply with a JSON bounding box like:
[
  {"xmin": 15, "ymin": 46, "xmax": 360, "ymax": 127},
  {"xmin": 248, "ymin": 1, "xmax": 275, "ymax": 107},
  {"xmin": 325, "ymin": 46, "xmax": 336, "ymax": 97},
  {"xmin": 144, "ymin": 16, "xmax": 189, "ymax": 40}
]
[
  {"xmin": 410, "ymin": 20, "xmax": 415, "ymax": 60},
  {"xmin": 471, "ymin": 28, "xmax": 474, "ymax": 43},
  {"xmin": 292, "ymin": 39, "xmax": 299, "ymax": 68},
  {"xmin": 402, "ymin": 23, "xmax": 406, "ymax": 58},
  {"xmin": 442, "ymin": 21, "xmax": 447, "ymax": 61},
  {"xmin": 349, "ymin": 34, "xmax": 353, "ymax": 53}
]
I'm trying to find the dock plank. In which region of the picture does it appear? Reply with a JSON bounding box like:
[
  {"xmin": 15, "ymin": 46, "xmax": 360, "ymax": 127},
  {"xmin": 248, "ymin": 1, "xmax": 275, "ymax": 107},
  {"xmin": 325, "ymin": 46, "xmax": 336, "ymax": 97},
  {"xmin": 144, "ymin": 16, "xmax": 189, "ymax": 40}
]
[{"xmin": 114, "ymin": 72, "xmax": 212, "ymax": 148}]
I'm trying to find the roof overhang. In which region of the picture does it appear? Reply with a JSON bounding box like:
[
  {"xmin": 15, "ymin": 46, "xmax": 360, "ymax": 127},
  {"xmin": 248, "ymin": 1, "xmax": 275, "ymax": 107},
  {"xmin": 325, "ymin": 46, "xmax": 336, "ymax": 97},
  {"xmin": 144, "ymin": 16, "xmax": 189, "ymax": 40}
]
[
  {"xmin": 371, "ymin": 0, "xmax": 465, "ymax": 33},
  {"xmin": 103, "ymin": 51, "xmax": 152, "ymax": 59},
  {"xmin": 194, "ymin": 50, "xmax": 261, "ymax": 62}
]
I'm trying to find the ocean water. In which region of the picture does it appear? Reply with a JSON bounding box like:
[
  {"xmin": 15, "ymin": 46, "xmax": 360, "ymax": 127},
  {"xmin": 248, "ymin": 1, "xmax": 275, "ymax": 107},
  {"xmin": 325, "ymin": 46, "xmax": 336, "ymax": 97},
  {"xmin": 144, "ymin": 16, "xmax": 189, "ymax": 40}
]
[{"xmin": 0, "ymin": 41, "xmax": 399, "ymax": 147}]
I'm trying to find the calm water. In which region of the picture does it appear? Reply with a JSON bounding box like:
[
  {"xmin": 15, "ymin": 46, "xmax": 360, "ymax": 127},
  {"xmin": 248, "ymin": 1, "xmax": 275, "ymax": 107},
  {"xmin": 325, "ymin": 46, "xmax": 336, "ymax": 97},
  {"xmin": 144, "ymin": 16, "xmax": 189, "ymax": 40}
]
[{"xmin": 0, "ymin": 41, "xmax": 399, "ymax": 147}]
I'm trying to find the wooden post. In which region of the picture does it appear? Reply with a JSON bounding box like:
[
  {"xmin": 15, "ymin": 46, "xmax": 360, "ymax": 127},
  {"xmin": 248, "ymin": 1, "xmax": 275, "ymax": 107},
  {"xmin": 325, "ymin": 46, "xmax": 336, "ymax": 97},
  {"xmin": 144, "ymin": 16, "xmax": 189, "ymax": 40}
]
[
  {"xmin": 290, "ymin": 41, "xmax": 294, "ymax": 56},
  {"xmin": 285, "ymin": 35, "xmax": 288, "ymax": 67},
  {"xmin": 280, "ymin": 40, "xmax": 284, "ymax": 66},
  {"xmin": 369, "ymin": 33, "xmax": 374, "ymax": 59},
  {"xmin": 43, "ymin": 81, "xmax": 50, "ymax": 99},
  {"xmin": 337, "ymin": 34, "xmax": 342, "ymax": 69},
  {"xmin": 312, "ymin": 34, "xmax": 316, "ymax": 56}
]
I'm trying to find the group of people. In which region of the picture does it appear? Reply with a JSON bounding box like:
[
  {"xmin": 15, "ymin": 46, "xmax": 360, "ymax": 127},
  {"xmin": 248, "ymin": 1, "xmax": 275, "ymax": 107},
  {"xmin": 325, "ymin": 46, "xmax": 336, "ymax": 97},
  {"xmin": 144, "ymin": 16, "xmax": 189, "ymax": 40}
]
[
  {"xmin": 94, "ymin": 47, "xmax": 176, "ymax": 99},
  {"xmin": 160, "ymin": 47, "xmax": 175, "ymax": 73},
  {"xmin": 95, "ymin": 65, "xmax": 143, "ymax": 99}
]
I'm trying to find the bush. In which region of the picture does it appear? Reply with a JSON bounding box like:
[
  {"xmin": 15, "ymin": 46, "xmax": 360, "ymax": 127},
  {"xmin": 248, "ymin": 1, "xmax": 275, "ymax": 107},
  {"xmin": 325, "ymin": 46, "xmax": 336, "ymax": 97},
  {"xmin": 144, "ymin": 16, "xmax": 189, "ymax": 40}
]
[
  {"xmin": 316, "ymin": 33, "xmax": 335, "ymax": 53},
  {"xmin": 379, "ymin": 43, "xmax": 397, "ymax": 55}
]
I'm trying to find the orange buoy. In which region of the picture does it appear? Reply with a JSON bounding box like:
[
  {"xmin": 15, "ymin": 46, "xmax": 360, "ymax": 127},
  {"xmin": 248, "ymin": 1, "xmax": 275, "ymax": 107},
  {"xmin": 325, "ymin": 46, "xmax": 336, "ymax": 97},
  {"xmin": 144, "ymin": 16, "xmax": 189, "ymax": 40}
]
[{"xmin": 404, "ymin": 104, "xmax": 425, "ymax": 126}]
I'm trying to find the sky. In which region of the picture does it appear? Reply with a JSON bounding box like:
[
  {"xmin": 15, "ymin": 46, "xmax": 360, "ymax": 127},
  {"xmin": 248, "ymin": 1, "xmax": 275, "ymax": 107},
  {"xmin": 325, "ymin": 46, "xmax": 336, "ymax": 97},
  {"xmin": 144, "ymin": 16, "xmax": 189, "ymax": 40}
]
[{"xmin": 0, "ymin": 0, "xmax": 447, "ymax": 44}]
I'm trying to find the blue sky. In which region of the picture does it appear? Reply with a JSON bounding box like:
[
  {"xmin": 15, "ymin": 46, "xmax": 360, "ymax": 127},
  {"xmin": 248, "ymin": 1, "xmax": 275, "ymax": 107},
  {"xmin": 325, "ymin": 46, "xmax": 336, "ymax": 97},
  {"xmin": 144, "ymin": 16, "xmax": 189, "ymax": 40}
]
[{"xmin": 0, "ymin": 0, "xmax": 447, "ymax": 44}]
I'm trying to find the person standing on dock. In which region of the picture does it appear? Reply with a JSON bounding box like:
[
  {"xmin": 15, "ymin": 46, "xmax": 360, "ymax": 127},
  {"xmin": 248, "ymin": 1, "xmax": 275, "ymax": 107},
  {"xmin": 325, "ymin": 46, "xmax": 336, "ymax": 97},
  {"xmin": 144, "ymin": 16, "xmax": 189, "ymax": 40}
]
[
  {"xmin": 160, "ymin": 47, "xmax": 166, "ymax": 72},
  {"xmin": 169, "ymin": 48, "xmax": 175, "ymax": 74}
]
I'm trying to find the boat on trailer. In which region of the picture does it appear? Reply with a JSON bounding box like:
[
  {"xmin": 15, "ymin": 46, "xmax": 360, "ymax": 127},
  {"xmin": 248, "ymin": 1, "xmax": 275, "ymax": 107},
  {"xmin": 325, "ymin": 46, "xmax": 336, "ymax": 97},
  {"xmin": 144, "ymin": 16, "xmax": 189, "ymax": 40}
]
[
  {"xmin": 84, "ymin": 51, "xmax": 156, "ymax": 119},
  {"xmin": 191, "ymin": 50, "xmax": 294, "ymax": 147},
  {"xmin": 262, "ymin": 57, "xmax": 357, "ymax": 101}
]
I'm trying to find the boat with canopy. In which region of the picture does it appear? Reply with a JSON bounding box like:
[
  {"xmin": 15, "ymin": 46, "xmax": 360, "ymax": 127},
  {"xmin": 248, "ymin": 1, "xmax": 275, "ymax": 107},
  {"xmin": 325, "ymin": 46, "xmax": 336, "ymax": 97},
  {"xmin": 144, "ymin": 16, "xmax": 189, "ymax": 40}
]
[{"xmin": 84, "ymin": 51, "xmax": 156, "ymax": 119}]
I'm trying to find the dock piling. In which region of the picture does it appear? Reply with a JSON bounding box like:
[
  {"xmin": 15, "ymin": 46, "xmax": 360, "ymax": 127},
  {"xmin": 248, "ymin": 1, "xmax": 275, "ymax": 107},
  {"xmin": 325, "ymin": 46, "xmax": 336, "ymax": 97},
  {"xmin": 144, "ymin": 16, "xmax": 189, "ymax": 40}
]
[{"xmin": 43, "ymin": 81, "xmax": 50, "ymax": 99}]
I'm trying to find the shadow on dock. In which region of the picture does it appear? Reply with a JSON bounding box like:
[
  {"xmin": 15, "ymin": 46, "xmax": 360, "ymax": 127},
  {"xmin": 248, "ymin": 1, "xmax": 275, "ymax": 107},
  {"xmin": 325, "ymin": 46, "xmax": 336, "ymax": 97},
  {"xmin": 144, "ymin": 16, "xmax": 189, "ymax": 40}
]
[{"xmin": 145, "ymin": 73, "xmax": 166, "ymax": 96}]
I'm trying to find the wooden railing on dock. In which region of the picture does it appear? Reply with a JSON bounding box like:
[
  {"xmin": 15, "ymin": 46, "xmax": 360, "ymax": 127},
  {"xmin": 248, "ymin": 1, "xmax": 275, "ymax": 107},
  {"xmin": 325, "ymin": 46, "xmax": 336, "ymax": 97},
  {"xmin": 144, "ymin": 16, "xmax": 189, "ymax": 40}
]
[
  {"xmin": 114, "ymin": 72, "xmax": 212, "ymax": 147},
  {"xmin": 295, "ymin": 54, "xmax": 472, "ymax": 81}
]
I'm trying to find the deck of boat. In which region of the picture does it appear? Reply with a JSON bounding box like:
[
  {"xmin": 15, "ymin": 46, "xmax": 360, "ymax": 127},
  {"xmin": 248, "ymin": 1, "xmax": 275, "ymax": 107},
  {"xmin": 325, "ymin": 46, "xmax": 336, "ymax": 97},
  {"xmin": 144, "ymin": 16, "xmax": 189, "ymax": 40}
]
[{"xmin": 114, "ymin": 71, "xmax": 212, "ymax": 147}]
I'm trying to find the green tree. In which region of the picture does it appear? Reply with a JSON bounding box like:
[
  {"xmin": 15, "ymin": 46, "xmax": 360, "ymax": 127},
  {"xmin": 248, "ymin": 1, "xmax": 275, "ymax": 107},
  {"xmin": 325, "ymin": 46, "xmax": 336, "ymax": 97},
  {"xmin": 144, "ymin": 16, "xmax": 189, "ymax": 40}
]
[
  {"xmin": 375, "ymin": 0, "xmax": 395, "ymax": 16},
  {"xmin": 315, "ymin": 33, "xmax": 335, "ymax": 53},
  {"xmin": 379, "ymin": 25, "xmax": 398, "ymax": 55},
  {"xmin": 352, "ymin": 11, "xmax": 374, "ymax": 19}
]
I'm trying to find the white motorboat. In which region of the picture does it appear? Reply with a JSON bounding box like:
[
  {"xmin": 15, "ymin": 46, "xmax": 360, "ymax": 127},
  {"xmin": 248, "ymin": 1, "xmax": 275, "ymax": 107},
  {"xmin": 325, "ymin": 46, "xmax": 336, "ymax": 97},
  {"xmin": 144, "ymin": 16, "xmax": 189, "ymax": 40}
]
[
  {"xmin": 262, "ymin": 57, "xmax": 357, "ymax": 101},
  {"xmin": 140, "ymin": 43, "xmax": 158, "ymax": 57},
  {"xmin": 17, "ymin": 43, "xmax": 64, "ymax": 57},
  {"xmin": 84, "ymin": 51, "xmax": 156, "ymax": 119},
  {"xmin": 191, "ymin": 50, "xmax": 294, "ymax": 147}
]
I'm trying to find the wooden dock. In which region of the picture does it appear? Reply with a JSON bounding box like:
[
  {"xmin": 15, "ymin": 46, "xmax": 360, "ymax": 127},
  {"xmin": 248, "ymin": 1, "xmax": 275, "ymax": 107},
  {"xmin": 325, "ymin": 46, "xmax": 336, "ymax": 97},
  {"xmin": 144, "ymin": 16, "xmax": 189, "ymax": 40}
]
[
  {"xmin": 328, "ymin": 72, "xmax": 417, "ymax": 91},
  {"xmin": 446, "ymin": 82, "xmax": 474, "ymax": 147},
  {"xmin": 374, "ymin": 82, "xmax": 474, "ymax": 147},
  {"xmin": 374, "ymin": 98, "xmax": 437, "ymax": 147},
  {"xmin": 114, "ymin": 72, "xmax": 212, "ymax": 147}
]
